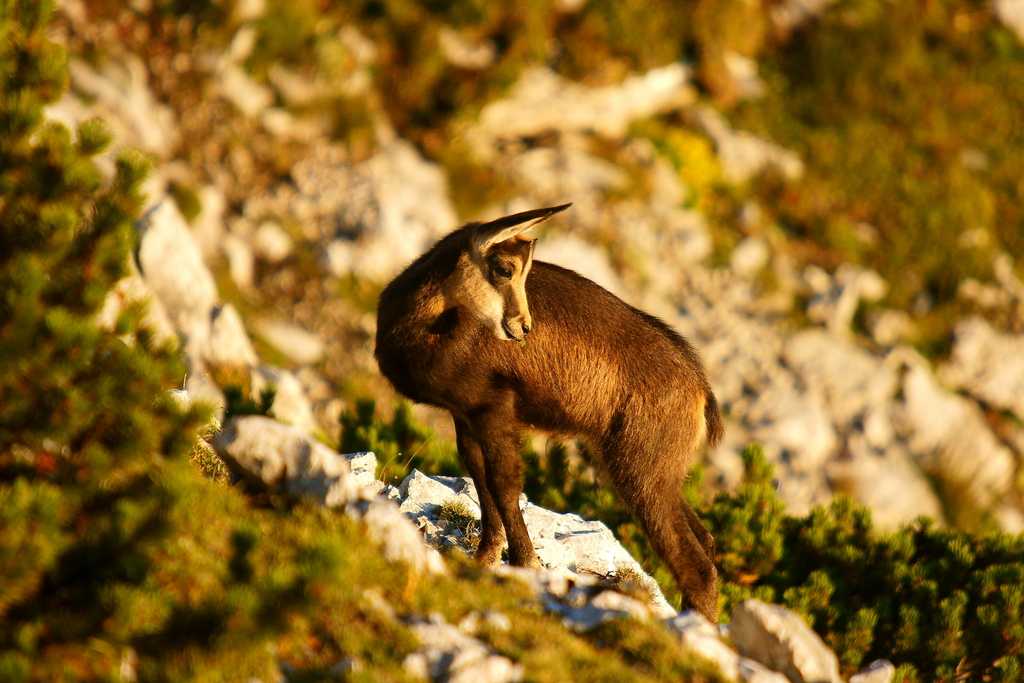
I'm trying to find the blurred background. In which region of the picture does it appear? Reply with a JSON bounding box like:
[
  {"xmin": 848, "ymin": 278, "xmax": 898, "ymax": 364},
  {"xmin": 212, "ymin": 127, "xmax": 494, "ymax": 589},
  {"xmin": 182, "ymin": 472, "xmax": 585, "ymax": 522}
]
[{"xmin": 49, "ymin": 0, "xmax": 1024, "ymax": 535}]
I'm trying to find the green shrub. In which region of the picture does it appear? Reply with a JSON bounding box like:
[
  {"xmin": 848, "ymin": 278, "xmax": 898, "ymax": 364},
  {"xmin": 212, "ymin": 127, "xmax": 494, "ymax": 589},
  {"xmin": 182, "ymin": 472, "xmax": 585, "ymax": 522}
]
[
  {"xmin": 706, "ymin": 444, "xmax": 1024, "ymax": 682},
  {"xmin": 0, "ymin": 3, "xmax": 295, "ymax": 679},
  {"xmin": 222, "ymin": 382, "xmax": 277, "ymax": 420},
  {"xmin": 0, "ymin": 6, "xmax": 419, "ymax": 680},
  {"xmin": 520, "ymin": 435, "xmax": 1024, "ymax": 681},
  {"xmin": 339, "ymin": 398, "xmax": 461, "ymax": 484}
]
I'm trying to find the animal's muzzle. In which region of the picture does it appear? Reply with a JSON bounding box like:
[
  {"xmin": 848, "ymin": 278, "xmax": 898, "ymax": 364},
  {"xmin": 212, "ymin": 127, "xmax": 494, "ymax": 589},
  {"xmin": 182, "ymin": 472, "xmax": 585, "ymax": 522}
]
[{"xmin": 503, "ymin": 319, "xmax": 530, "ymax": 341}]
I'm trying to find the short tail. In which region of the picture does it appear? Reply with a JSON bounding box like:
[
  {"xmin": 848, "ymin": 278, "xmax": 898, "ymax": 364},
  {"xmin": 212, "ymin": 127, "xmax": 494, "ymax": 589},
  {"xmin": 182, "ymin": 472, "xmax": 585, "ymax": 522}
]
[{"xmin": 704, "ymin": 390, "xmax": 725, "ymax": 448}]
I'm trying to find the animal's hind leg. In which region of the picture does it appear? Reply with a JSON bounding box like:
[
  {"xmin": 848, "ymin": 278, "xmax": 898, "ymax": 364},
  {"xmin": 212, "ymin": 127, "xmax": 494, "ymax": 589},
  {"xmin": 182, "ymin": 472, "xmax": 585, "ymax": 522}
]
[
  {"xmin": 599, "ymin": 437, "xmax": 718, "ymax": 622},
  {"xmin": 680, "ymin": 500, "xmax": 716, "ymax": 564},
  {"xmin": 454, "ymin": 417, "xmax": 506, "ymax": 566},
  {"xmin": 630, "ymin": 481, "xmax": 718, "ymax": 622}
]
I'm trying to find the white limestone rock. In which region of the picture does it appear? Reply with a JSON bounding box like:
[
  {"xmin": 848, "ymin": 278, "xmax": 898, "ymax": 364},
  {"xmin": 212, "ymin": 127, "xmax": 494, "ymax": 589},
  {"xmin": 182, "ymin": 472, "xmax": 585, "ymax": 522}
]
[
  {"xmin": 805, "ymin": 264, "xmax": 889, "ymax": 336},
  {"xmin": 513, "ymin": 144, "xmax": 629, "ymax": 199},
  {"xmin": 849, "ymin": 659, "xmax": 896, "ymax": 683},
  {"xmin": 59, "ymin": 55, "xmax": 176, "ymax": 159},
  {"xmin": 723, "ymin": 50, "xmax": 766, "ymax": 100},
  {"xmin": 546, "ymin": 588, "xmax": 655, "ymax": 632},
  {"xmin": 940, "ymin": 316, "xmax": 1024, "ymax": 422},
  {"xmin": 867, "ymin": 309, "xmax": 916, "ymax": 348},
  {"xmin": 348, "ymin": 497, "xmax": 447, "ymax": 577},
  {"xmin": 405, "ymin": 617, "xmax": 521, "ymax": 683},
  {"xmin": 668, "ymin": 611, "xmax": 790, "ymax": 683},
  {"xmin": 208, "ymin": 304, "xmax": 260, "ymax": 368},
  {"xmin": 394, "ymin": 470, "xmax": 675, "ymax": 617},
  {"xmin": 746, "ymin": 377, "xmax": 837, "ymax": 474},
  {"xmin": 438, "ymin": 26, "xmax": 496, "ymax": 70},
  {"xmin": 894, "ymin": 349, "xmax": 1017, "ymax": 520},
  {"xmin": 256, "ymin": 320, "xmax": 326, "ymax": 366},
  {"xmin": 957, "ymin": 254, "xmax": 1024, "ymax": 327},
  {"xmin": 399, "ymin": 470, "xmax": 482, "ymax": 521},
  {"xmin": 339, "ymin": 139, "xmax": 458, "ymax": 280},
  {"xmin": 218, "ymin": 65, "xmax": 273, "ymax": 117},
  {"xmin": 212, "ymin": 423, "xmax": 443, "ymax": 576},
  {"xmin": 246, "ymin": 138, "xmax": 456, "ymax": 282},
  {"xmin": 191, "ymin": 185, "xmax": 228, "ymax": 260},
  {"xmin": 96, "ymin": 260, "xmax": 178, "ymax": 346},
  {"xmin": 691, "ymin": 105, "xmax": 804, "ymax": 184},
  {"xmin": 730, "ymin": 599, "xmax": 841, "ymax": 683},
  {"xmin": 995, "ymin": 0, "xmax": 1024, "ymax": 43},
  {"xmin": 615, "ymin": 139, "xmax": 707, "ymax": 265},
  {"xmin": 251, "ymin": 365, "xmax": 320, "ymax": 435},
  {"xmin": 253, "ymin": 221, "xmax": 295, "ymax": 263},
  {"xmin": 212, "ymin": 415, "xmax": 360, "ymax": 507},
  {"xmin": 772, "ymin": 0, "xmax": 841, "ymax": 32},
  {"xmin": 344, "ymin": 451, "xmax": 378, "ymax": 489},
  {"xmin": 221, "ymin": 231, "xmax": 256, "ymax": 291},
  {"xmin": 731, "ymin": 237, "xmax": 771, "ymax": 277},
  {"xmin": 136, "ymin": 200, "xmax": 219, "ymax": 357},
  {"xmin": 825, "ymin": 438, "xmax": 945, "ymax": 530},
  {"xmin": 534, "ymin": 234, "xmax": 628, "ymax": 300},
  {"xmin": 235, "ymin": 0, "xmax": 266, "ymax": 21},
  {"xmin": 469, "ymin": 64, "xmax": 695, "ymax": 156},
  {"xmin": 521, "ymin": 502, "xmax": 672, "ymax": 617},
  {"xmin": 783, "ymin": 329, "xmax": 897, "ymax": 430}
]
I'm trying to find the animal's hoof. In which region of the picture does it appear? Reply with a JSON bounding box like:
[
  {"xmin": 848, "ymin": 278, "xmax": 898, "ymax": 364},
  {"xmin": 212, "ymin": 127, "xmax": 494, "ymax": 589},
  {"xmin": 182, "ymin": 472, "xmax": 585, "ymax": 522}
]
[
  {"xmin": 474, "ymin": 546, "xmax": 504, "ymax": 568},
  {"xmin": 508, "ymin": 550, "xmax": 542, "ymax": 570}
]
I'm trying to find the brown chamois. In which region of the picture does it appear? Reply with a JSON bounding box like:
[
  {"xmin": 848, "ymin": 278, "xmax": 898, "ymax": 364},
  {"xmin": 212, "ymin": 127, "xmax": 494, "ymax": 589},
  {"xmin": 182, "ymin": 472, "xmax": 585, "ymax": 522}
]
[{"xmin": 374, "ymin": 204, "xmax": 725, "ymax": 621}]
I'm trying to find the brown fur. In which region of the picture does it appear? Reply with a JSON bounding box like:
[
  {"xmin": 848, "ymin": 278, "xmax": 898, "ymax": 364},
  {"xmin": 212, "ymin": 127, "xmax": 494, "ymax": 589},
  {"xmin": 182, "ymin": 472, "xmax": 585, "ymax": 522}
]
[{"xmin": 375, "ymin": 205, "xmax": 725, "ymax": 621}]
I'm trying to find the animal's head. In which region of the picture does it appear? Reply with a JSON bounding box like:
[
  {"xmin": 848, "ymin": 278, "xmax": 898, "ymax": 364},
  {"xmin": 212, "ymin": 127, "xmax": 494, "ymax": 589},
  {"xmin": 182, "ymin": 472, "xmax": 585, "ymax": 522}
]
[{"xmin": 445, "ymin": 204, "xmax": 570, "ymax": 342}]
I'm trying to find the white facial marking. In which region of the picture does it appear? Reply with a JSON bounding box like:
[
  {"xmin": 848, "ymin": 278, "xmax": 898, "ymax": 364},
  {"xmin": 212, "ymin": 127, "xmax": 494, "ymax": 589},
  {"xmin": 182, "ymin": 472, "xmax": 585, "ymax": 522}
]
[{"xmin": 446, "ymin": 252, "xmax": 511, "ymax": 339}]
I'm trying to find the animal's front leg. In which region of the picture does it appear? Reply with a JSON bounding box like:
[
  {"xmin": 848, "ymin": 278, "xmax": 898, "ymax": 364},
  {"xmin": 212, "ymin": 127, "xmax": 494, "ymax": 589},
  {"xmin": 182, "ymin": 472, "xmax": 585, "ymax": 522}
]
[
  {"xmin": 471, "ymin": 409, "xmax": 540, "ymax": 569},
  {"xmin": 454, "ymin": 417, "xmax": 506, "ymax": 566}
]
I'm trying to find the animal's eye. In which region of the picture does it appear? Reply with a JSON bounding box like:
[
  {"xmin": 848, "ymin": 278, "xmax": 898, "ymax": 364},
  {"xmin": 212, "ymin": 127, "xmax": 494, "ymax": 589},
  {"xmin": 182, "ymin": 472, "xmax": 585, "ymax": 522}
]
[{"xmin": 493, "ymin": 265, "xmax": 513, "ymax": 279}]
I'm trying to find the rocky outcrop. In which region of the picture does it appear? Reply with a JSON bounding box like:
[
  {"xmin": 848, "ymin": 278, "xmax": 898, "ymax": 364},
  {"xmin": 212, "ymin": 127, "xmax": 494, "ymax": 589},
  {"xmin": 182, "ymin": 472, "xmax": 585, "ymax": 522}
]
[
  {"xmin": 690, "ymin": 105, "xmax": 804, "ymax": 184},
  {"xmin": 213, "ymin": 415, "xmax": 360, "ymax": 507},
  {"xmin": 404, "ymin": 614, "xmax": 522, "ymax": 683},
  {"xmin": 206, "ymin": 421, "xmax": 896, "ymax": 683},
  {"xmin": 244, "ymin": 137, "xmax": 458, "ymax": 282},
  {"xmin": 730, "ymin": 600, "xmax": 841, "ymax": 683},
  {"xmin": 940, "ymin": 316, "xmax": 1024, "ymax": 421},
  {"xmin": 467, "ymin": 64, "xmax": 696, "ymax": 157},
  {"xmin": 390, "ymin": 469, "xmax": 676, "ymax": 617},
  {"xmin": 209, "ymin": 414, "xmax": 446, "ymax": 577}
]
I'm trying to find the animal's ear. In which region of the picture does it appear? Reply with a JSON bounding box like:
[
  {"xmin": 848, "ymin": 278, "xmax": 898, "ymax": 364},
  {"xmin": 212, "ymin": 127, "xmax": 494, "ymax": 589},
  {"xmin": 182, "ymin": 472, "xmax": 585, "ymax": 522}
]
[{"xmin": 471, "ymin": 203, "xmax": 571, "ymax": 253}]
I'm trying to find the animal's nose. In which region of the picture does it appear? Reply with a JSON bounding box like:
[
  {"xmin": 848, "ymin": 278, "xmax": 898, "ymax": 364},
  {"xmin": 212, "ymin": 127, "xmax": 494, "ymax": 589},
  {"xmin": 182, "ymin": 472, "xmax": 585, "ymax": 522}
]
[{"xmin": 522, "ymin": 322, "xmax": 531, "ymax": 336}]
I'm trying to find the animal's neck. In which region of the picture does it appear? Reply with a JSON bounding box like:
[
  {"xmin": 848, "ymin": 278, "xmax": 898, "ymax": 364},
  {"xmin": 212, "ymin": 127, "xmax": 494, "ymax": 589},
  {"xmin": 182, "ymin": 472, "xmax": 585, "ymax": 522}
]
[
  {"xmin": 412, "ymin": 287, "xmax": 449, "ymax": 325},
  {"xmin": 382, "ymin": 229, "xmax": 473, "ymax": 334},
  {"xmin": 387, "ymin": 269, "xmax": 455, "ymax": 334}
]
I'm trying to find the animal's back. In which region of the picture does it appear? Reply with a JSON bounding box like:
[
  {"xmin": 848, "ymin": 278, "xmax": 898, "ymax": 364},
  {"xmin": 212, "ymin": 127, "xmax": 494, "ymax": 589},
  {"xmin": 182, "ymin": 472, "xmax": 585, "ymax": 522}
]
[{"xmin": 497, "ymin": 262, "xmax": 722, "ymax": 446}]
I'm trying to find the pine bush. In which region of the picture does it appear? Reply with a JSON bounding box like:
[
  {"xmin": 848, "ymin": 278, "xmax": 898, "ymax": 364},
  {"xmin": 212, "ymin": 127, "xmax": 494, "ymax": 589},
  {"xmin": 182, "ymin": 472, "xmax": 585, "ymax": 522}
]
[
  {"xmin": 707, "ymin": 444, "xmax": 1024, "ymax": 682},
  {"xmin": 519, "ymin": 435, "xmax": 1024, "ymax": 681},
  {"xmin": 0, "ymin": 4, "xmax": 307, "ymax": 679},
  {"xmin": 339, "ymin": 398, "xmax": 462, "ymax": 483}
]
